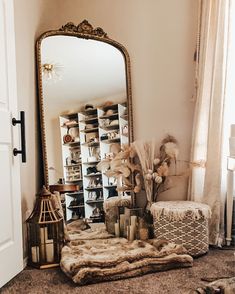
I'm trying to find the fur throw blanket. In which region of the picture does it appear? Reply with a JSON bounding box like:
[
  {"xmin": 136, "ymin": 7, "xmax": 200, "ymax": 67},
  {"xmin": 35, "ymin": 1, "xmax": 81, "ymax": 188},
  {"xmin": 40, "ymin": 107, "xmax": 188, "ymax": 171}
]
[
  {"xmin": 60, "ymin": 238, "xmax": 193, "ymax": 285},
  {"xmin": 65, "ymin": 220, "xmax": 113, "ymax": 241},
  {"xmin": 190, "ymin": 277, "xmax": 235, "ymax": 294}
]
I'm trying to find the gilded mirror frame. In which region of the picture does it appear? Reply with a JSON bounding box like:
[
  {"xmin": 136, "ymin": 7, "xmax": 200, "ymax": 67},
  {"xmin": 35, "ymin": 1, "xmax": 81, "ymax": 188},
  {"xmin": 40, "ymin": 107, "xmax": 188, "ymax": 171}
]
[{"xmin": 36, "ymin": 20, "xmax": 134, "ymax": 187}]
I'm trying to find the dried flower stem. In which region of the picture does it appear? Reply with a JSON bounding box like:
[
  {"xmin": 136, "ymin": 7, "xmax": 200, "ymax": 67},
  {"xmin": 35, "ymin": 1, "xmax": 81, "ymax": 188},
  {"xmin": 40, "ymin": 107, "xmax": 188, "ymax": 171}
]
[{"xmin": 133, "ymin": 140, "xmax": 156, "ymax": 208}]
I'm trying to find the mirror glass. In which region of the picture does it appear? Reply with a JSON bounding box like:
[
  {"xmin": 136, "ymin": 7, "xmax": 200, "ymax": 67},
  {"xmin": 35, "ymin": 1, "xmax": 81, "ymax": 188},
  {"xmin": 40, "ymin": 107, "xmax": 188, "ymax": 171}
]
[{"xmin": 39, "ymin": 26, "xmax": 132, "ymax": 222}]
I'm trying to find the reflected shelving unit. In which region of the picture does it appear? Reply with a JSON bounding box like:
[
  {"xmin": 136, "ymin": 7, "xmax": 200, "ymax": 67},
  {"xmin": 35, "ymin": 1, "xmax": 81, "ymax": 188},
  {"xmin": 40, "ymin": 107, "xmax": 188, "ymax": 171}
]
[
  {"xmin": 59, "ymin": 113, "xmax": 83, "ymax": 221},
  {"xmin": 59, "ymin": 102, "xmax": 128, "ymax": 222}
]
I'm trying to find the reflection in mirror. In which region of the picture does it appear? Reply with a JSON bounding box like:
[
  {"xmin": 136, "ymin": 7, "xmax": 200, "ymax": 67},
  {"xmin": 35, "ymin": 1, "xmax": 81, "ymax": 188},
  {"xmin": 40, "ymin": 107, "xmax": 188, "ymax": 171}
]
[{"xmin": 38, "ymin": 25, "xmax": 132, "ymax": 222}]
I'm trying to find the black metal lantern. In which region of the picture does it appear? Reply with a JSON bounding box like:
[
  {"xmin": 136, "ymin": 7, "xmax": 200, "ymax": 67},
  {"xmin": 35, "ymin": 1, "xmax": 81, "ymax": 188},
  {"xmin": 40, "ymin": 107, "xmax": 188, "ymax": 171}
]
[{"xmin": 27, "ymin": 186, "xmax": 64, "ymax": 269}]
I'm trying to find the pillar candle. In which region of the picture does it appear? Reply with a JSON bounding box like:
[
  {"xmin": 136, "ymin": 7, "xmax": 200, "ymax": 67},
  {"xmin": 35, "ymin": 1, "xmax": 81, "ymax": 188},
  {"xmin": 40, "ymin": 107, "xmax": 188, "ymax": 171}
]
[
  {"xmin": 31, "ymin": 246, "xmax": 39, "ymax": 263},
  {"xmin": 126, "ymin": 225, "xmax": 130, "ymax": 240},
  {"xmin": 114, "ymin": 222, "xmax": 120, "ymax": 237},
  {"xmin": 130, "ymin": 215, "xmax": 137, "ymax": 226},
  {"xmin": 40, "ymin": 245, "xmax": 45, "ymax": 261},
  {"xmin": 46, "ymin": 240, "xmax": 54, "ymax": 263},
  {"xmin": 129, "ymin": 225, "xmax": 135, "ymax": 241},
  {"xmin": 40, "ymin": 227, "xmax": 48, "ymax": 243},
  {"xmin": 119, "ymin": 214, "xmax": 125, "ymax": 236},
  {"xmin": 124, "ymin": 218, "xmax": 129, "ymax": 238},
  {"xmin": 40, "ymin": 227, "xmax": 48, "ymax": 261}
]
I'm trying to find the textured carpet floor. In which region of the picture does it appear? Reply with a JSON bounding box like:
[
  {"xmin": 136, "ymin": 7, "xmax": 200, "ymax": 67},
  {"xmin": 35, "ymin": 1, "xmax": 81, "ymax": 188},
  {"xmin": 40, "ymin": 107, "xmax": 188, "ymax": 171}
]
[{"xmin": 1, "ymin": 248, "xmax": 234, "ymax": 294}]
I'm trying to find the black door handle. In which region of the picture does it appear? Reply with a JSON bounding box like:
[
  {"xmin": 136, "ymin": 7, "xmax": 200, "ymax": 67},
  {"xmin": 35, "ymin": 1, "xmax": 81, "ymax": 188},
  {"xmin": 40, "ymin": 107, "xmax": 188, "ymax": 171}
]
[{"xmin": 12, "ymin": 111, "xmax": 26, "ymax": 163}]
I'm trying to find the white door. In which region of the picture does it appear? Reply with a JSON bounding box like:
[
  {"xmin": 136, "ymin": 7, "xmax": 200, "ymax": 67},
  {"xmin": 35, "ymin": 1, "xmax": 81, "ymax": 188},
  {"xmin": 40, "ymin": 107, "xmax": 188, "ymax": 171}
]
[{"xmin": 0, "ymin": 0, "xmax": 23, "ymax": 287}]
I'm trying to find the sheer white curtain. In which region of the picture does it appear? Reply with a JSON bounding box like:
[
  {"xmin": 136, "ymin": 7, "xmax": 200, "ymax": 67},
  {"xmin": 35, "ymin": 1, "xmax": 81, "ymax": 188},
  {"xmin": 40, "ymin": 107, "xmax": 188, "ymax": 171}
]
[{"xmin": 188, "ymin": 0, "xmax": 230, "ymax": 246}]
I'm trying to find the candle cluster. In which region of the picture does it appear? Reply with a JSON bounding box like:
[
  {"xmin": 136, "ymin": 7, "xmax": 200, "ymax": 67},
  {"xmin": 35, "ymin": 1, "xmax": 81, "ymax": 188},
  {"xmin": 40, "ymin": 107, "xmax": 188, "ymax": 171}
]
[
  {"xmin": 114, "ymin": 207, "xmax": 149, "ymax": 241},
  {"xmin": 31, "ymin": 227, "xmax": 54, "ymax": 263}
]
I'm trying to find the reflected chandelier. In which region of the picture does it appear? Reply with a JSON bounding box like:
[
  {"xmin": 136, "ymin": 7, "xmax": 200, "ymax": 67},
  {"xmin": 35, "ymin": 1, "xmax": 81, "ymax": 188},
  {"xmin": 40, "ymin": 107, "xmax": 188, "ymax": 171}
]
[{"xmin": 41, "ymin": 62, "xmax": 64, "ymax": 83}]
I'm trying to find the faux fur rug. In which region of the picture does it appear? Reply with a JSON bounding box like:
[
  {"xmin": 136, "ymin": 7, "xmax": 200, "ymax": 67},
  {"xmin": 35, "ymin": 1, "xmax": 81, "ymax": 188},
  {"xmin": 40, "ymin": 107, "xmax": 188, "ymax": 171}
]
[
  {"xmin": 60, "ymin": 238, "xmax": 193, "ymax": 285},
  {"xmin": 190, "ymin": 277, "xmax": 235, "ymax": 293}
]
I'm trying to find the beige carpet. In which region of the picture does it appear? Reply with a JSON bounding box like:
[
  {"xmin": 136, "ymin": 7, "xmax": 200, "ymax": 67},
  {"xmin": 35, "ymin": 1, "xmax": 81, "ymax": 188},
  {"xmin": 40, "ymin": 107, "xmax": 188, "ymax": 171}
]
[{"xmin": 1, "ymin": 248, "xmax": 234, "ymax": 294}]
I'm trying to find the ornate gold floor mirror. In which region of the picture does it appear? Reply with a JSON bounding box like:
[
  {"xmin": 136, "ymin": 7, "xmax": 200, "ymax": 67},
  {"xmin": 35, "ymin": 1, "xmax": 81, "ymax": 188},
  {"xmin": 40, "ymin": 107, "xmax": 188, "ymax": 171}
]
[{"xmin": 36, "ymin": 20, "xmax": 134, "ymax": 223}]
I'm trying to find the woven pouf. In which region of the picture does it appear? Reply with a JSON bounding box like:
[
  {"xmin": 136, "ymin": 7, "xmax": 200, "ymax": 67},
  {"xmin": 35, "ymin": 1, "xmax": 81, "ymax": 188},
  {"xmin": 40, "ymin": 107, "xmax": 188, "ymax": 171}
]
[
  {"xmin": 103, "ymin": 196, "xmax": 131, "ymax": 234},
  {"xmin": 150, "ymin": 201, "xmax": 211, "ymax": 257}
]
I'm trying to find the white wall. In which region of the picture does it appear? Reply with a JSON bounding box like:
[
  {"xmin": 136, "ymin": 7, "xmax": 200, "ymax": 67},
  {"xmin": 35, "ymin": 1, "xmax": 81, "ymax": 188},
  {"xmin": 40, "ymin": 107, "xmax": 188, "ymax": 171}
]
[
  {"xmin": 13, "ymin": 0, "xmax": 198, "ymax": 257},
  {"xmin": 57, "ymin": 0, "xmax": 198, "ymax": 200},
  {"xmin": 56, "ymin": 0, "xmax": 198, "ymax": 153}
]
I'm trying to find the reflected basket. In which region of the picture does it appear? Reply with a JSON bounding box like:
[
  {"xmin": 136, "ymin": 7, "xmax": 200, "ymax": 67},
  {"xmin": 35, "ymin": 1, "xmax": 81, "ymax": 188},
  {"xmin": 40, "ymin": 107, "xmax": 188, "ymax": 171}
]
[{"xmin": 26, "ymin": 186, "xmax": 64, "ymax": 269}]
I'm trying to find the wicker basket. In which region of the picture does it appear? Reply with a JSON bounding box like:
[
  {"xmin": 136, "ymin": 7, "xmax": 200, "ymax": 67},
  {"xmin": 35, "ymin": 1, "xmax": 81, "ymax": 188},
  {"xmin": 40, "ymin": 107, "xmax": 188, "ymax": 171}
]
[{"xmin": 151, "ymin": 201, "xmax": 211, "ymax": 257}]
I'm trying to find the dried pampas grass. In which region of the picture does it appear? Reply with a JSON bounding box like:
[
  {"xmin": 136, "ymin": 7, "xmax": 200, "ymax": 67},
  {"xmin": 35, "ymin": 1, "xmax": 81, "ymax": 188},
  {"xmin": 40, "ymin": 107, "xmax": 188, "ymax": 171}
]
[
  {"xmin": 132, "ymin": 135, "xmax": 180, "ymax": 204},
  {"xmin": 159, "ymin": 135, "xmax": 179, "ymax": 163},
  {"xmin": 133, "ymin": 140, "xmax": 156, "ymax": 208},
  {"xmin": 134, "ymin": 173, "xmax": 142, "ymax": 193},
  {"xmin": 157, "ymin": 163, "xmax": 169, "ymax": 177},
  {"xmin": 119, "ymin": 166, "xmax": 131, "ymax": 178},
  {"xmin": 97, "ymin": 158, "xmax": 111, "ymax": 172},
  {"xmin": 164, "ymin": 142, "xmax": 179, "ymax": 159},
  {"xmin": 110, "ymin": 143, "xmax": 121, "ymax": 155},
  {"xmin": 97, "ymin": 144, "xmax": 140, "ymax": 196},
  {"xmin": 126, "ymin": 161, "xmax": 141, "ymax": 173},
  {"xmin": 161, "ymin": 135, "xmax": 178, "ymax": 145},
  {"xmin": 190, "ymin": 159, "xmax": 206, "ymax": 168}
]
